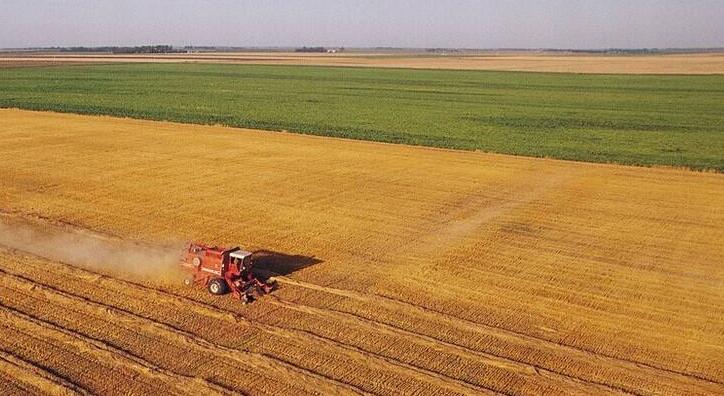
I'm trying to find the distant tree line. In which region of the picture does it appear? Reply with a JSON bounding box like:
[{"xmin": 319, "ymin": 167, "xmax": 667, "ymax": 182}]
[
  {"xmin": 295, "ymin": 47, "xmax": 328, "ymax": 53},
  {"xmin": 426, "ymin": 48, "xmax": 461, "ymax": 53},
  {"xmin": 57, "ymin": 45, "xmax": 182, "ymax": 54}
]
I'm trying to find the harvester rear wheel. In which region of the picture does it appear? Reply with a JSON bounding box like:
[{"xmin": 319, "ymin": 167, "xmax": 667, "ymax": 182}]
[
  {"xmin": 208, "ymin": 278, "xmax": 228, "ymax": 295},
  {"xmin": 183, "ymin": 276, "xmax": 194, "ymax": 287}
]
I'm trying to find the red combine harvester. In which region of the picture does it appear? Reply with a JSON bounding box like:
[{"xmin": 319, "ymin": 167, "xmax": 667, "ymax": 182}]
[{"xmin": 180, "ymin": 242, "xmax": 274, "ymax": 303}]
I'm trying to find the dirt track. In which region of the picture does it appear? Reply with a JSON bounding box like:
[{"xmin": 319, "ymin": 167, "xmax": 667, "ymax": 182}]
[
  {"xmin": 0, "ymin": 109, "xmax": 723, "ymax": 394},
  {"xmin": 2, "ymin": 52, "xmax": 724, "ymax": 74}
]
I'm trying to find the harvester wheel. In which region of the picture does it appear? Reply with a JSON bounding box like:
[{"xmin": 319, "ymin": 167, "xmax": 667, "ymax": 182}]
[
  {"xmin": 208, "ymin": 278, "xmax": 228, "ymax": 295},
  {"xmin": 183, "ymin": 276, "xmax": 194, "ymax": 287},
  {"xmin": 192, "ymin": 257, "xmax": 202, "ymax": 267}
]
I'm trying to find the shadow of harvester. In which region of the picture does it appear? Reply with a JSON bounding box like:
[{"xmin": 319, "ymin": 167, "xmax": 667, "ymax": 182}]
[{"xmin": 251, "ymin": 250, "xmax": 322, "ymax": 281}]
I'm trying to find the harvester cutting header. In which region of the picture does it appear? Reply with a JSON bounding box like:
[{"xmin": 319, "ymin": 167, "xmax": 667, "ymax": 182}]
[{"xmin": 180, "ymin": 242, "xmax": 274, "ymax": 303}]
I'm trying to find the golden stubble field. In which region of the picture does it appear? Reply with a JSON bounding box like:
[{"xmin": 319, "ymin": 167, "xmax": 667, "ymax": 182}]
[
  {"xmin": 0, "ymin": 109, "xmax": 722, "ymax": 395},
  {"xmin": 2, "ymin": 52, "xmax": 724, "ymax": 74}
]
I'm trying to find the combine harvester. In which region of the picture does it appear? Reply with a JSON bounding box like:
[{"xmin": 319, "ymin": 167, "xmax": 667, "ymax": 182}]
[{"xmin": 180, "ymin": 242, "xmax": 274, "ymax": 303}]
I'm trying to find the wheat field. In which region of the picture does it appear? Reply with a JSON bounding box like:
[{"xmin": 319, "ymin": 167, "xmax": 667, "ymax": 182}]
[{"xmin": 0, "ymin": 109, "xmax": 722, "ymax": 395}]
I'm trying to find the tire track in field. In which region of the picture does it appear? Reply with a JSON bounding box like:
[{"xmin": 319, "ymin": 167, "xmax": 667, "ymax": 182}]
[
  {"xmin": 266, "ymin": 296, "xmax": 632, "ymax": 395},
  {"xmin": 0, "ymin": 269, "xmax": 365, "ymax": 396},
  {"xmin": 0, "ymin": 349, "xmax": 88, "ymax": 396},
  {"xmin": 273, "ymin": 274, "xmax": 724, "ymax": 391},
  {"xmin": 0, "ymin": 304, "xmax": 231, "ymax": 396},
  {"xmin": 0, "ymin": 258, "xmax": 493, "ymax": 396}
]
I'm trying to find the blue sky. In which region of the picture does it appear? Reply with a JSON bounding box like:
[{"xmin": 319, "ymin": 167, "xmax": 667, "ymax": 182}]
[{"xmin": 1, "ymin": 0, "xmax": 723, "ymax": 49}]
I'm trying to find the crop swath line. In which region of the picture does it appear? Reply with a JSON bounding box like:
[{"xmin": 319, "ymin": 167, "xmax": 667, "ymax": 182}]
[
  {"xmin": 273, "ymin": 274, "xmax": 724, "ymax": 387},
  {"xmin": 0, "ymin": 286, "xmax": 244, "ymax": 396},
  {"xmin": 275, "ymin": 284, "xmax": 711, "ymax": 395},
  {"xmin": 3, "ymin": 259, "xmax": 638, "ymax": 395},
  {"xmin": 3, "ymin": 245, "xmax": 716, "ymax": 394},
  {"xmin": 0, "ymin": 317, "xmax": 168, "ymax": 396},
  {"xmin": 2, "ymin": 251, "xmax": 491, "ymax": 395},
  {"xmin": 0, "ymin": 349, "xmax": 89, "ymax": 396},
  {"xmin": 0, "ymin": 245, "xmax": 506, "ymax": 395},
  {"xmin": 273, "ymin": 282, "xmax": 723, "ymax": 395},
  {"xmin": 267, "ymin": 295, "xmax": 635, "ymax": 396},
  {"xmin": 4, "ymin": 244, "xmax": 721, "ymax": 393},
  {"xmin": 0, "ymin": 269, "xmax": 365, "ymax": 396},
  {"xmin": 252, "ymin": 307, "xmax": 503, "ymax": 395},
  {"xmin": 0, "ymin": 259, "xmax": 492, "ymax": 396},
  {"xmin": 0, "ymin": 246, "xmax": 492, "ymax": 394},
  {"xmin": 119, "ymin": 276, "xmax": 581, "ymax": 395},
  {"xmin": 0, "ymin": 303, "xmax": 229, "ymax": 396}
]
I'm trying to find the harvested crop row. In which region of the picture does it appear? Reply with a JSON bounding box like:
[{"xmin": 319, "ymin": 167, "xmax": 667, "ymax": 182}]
[
  {"xmin": 0, "ymin": 350, "xmax": 83, "ymax": 396},
  {"xmin": 0, "ymin": 248, "xmax": 607, "ymax": 395},
  {"xmin": 1, "ymin": 244, "xmax": 718, "ymax": 396},
  {"xmin": 271, "ymin": 276, "xmax": 721, "ymax": 395},
  {"xmin": 0, "ymin": 250, "xmax": 485, "ymax": 395},
  {"xmin": 0, "ymin": 258, "xmax": 365, "ymax": 395},
  {"xmin": 0, "ymin": 307, "xmax": 186, "ymax": 396}
]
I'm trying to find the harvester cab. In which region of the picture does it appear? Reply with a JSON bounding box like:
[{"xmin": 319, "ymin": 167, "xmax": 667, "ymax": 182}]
[
  {"xmin": 229, "ymin": 250, "xmax": 252, "ymax": 272},
  {"xmin": 181, "ymin": 242, "xmax": 274, "ymax": 303}
]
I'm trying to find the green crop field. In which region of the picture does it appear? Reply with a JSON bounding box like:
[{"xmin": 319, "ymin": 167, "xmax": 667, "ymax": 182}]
[{"xmin": 1, "ymin": 63, "xmax": 723, "ymax": 170}]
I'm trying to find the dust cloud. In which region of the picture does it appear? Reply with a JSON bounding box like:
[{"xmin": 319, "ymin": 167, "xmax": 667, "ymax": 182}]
[{"xmin": 0, "ymin": 218, "xmax": 185, "ymax": 283}]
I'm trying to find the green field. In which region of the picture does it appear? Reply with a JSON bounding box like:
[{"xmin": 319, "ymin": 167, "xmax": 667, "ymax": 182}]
[{"xmin": 1, "ymin": 63, "xmax": 723, "ymax": 170}]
